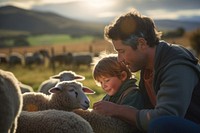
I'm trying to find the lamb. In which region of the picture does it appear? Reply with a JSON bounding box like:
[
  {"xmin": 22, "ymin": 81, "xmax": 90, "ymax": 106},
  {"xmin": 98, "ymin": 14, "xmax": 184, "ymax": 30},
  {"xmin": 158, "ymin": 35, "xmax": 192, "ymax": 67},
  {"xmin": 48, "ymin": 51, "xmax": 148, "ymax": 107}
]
[
  {"xmin": 23, "ymin": 81, "xmax": 95, "ymax": 112},
  {"xmin": 0, "ymin": 69, "xmax": 23, "ymax": 133},
  {"xmin": 16, "ymin": 109, "xmax": 93, "ymax": 133},
  {"xmin": 73, "ymin": 109, "xmax": 139, "ymax": 133},
  {"xmin": 38, "ymin": 70, "xmax": 85, "ymax": 95}
]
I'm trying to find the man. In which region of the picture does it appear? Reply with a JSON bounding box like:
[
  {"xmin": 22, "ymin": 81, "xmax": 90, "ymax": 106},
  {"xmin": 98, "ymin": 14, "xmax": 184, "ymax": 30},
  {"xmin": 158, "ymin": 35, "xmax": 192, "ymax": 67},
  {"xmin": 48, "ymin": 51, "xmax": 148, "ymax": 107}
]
[{"xmin": 93, "ymin": 9, "xmax": 200, "ymax": 133}]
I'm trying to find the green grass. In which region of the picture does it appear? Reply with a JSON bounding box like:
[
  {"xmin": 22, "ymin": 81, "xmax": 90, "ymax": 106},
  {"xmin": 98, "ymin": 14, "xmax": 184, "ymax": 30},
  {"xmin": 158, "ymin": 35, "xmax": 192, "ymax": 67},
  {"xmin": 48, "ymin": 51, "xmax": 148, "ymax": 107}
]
[
  {"xmin": 1, "ymin": 33, "xmax": 98, "ymax": 48},
  {"xmin": 27, "ymin": 34, "xmax": 96, "ymax": 46}
]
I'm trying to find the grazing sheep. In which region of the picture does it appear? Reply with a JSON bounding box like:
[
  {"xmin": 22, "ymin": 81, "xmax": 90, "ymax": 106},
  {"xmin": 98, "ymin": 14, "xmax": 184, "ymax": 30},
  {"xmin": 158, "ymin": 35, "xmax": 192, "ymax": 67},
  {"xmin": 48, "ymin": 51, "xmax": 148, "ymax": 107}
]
[
  {"xmin": 73, "ymin": 109, "xmax": 139, "ymax": 133},
  {"xmin": 0, "ymin": 69, "xmax": 23, "ymax": 133},
  {"xmin": 8, "ymin": 52, "xmax": 23, "ymax": 66},
  {"xmin": 24, "ymin": 52, "xmax": 45, "ymax": 67},
  {"xmin": 23, "ymin": 81, "xmax": 95, "ymax": 112},
  {"xmin": 72, "ymin": 52, "xmax": 93, "ymax": 68},
  {"xmin": 19, "ymin": 82, "xmax": 34, "ymax": 93},
  {"xmin": 16, "ymin": 110, "xmax": 93, "ymax": 133},
  {"xmin": 38, "ymin": 70, "xmax": 85, "ymax": 95},
  {"xmin": 38, "ymin": 49, "xmax": 50, "ymax": 59},
  {"xmin": 50, "ymin": 52, "xmax": 73, "ymax": 66},
  {"xmin": 0, "ymin": 53, "xmax": 8, "ymax": 64}
]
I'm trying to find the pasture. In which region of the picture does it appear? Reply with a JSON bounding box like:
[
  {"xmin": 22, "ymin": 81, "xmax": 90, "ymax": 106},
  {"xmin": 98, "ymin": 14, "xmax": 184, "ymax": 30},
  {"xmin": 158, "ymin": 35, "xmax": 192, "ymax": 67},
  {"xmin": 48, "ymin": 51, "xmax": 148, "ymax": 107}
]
[
  {"xmin": 0, "ymin": 33, "xmax": 193, "ymax": 107},
  {"xmin": 0, "ymin": 37, "xmax": 117, "ymax": 108}
]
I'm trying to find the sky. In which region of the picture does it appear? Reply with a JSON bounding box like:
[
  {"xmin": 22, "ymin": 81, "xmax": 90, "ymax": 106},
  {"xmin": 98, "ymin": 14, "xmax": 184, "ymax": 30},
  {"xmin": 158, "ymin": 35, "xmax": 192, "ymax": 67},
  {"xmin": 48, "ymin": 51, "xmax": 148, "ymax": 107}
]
[{"xmin": 0, "ymin": 0, "xmax": 200, "ymax": 23}]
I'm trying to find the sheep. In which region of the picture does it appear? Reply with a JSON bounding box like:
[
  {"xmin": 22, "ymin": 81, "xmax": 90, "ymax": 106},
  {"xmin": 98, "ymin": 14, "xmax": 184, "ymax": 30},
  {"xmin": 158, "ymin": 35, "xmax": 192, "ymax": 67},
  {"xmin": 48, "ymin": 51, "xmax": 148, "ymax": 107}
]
[
  {"xmin": 72, "ymin": 52, "xmax": 93, "ymax": 68},
  {"xmin": 38, "ymin": 49, "xmax": 50, "ymax": 59},
  {"xmin": 8, "ymin": 52, "xmax": 23, "ymax": 66},
  {"xmin": 16, "ymin": 109, "xmax": 93, "ymax": 133},
  {"xmin": 23, "ymin": 80, "xmax": 137, "ymax": 133},
  {"xmin": 0, "ymin": 53, "xmax": 8, "ymax": 64},
  {"xmin": 24, "ymin": 52, "xmax": 45, "ymax": 67},
  {"xmin": 23, "ymin": 81, "xmax": 95, "ymax": 112},
  {"xmin": 0, "ymin": 69, "xmax": 23, "ymax": 133},
  {"xmin": 50, "ymin": 52, "xmax": 73, "ymax": 67},
  {"xmin": 72, "ymin": 109, "xmax": 139, "ymax": 133},
  {"xmin": 38, "ymin": 70, "xmax": 85, "ymax": 95}
]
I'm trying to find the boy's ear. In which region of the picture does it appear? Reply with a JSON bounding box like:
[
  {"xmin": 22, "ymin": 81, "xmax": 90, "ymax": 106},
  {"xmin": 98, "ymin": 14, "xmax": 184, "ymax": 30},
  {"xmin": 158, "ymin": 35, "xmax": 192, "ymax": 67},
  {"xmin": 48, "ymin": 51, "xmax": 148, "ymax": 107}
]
[{"xmin": 121, "ymin": 71, "xmax": 127, "ymax": 81}]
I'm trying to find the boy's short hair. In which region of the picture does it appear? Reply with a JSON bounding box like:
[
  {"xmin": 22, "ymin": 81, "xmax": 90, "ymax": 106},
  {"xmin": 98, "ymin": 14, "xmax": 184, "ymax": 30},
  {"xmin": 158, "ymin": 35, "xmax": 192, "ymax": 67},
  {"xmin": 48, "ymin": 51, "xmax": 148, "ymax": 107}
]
[{"xmin": 93, "ymin": 54, "xmax": 132, "ymax": 82}]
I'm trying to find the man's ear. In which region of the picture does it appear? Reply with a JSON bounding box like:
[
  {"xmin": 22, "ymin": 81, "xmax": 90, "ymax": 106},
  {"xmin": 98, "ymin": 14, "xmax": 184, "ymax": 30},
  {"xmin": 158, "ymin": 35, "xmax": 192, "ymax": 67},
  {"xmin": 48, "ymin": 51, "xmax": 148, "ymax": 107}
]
[
  {"xmin": 120, "ymin": 71, "xmax": 128, "ymax": 81},
  {"xmin": 137, "ymin": 38, "xmax": 147, "ymax": 50}
]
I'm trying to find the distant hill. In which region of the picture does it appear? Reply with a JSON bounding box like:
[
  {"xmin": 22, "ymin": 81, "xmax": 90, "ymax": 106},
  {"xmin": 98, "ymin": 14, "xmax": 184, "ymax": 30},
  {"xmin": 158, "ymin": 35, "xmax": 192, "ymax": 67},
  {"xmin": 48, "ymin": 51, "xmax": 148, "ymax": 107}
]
[
  {"xmin": 0, "ymin": 5, "xmax": 199, "ymax": 38},
  {"xmin": 0, "ymin": 5, "xmax": 105, "ymax": 37},
  {"xmin": 154, "ymin": 19, "xmax": 200, "ymax": 32}
]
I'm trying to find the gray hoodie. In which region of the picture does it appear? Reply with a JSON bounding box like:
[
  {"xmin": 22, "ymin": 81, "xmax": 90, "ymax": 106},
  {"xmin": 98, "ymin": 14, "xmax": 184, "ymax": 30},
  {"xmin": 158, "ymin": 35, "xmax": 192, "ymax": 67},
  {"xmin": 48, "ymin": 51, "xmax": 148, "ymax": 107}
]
[{"xmin": 136, "ymin": 41, "xmax": 200, "ymax": 131}]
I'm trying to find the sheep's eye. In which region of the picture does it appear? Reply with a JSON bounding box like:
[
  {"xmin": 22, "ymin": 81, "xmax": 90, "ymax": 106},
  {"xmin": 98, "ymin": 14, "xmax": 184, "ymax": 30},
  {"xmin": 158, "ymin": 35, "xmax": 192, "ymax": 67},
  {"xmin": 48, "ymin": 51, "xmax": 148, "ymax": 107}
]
[
  {"xmin": 68, "ymin": 88, "xmax": 78, "ymax": 98},
  {"xmin": 68, "ymin": 89, "xmax": 74, "ymax": 92}
]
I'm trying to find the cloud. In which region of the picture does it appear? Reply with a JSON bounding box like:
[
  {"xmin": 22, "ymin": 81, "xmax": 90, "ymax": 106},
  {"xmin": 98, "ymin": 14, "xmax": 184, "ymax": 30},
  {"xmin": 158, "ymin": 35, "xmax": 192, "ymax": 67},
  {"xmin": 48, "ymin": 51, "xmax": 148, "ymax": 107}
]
[
  {"xmin": 146, "ymin": 9, "xmax": 200, "ymax": 20},
  {"xmin": 0, "ymin": 0, "xmax": 200, "ymax": 22},
  {"xmin": 103, "ymin": 0, "xmax": 200, "ymax": 21},
  {"xmin": 0, "ymin": 0, "xmax": 82, "ymax": 9},
  {"xmin": 2, "ymin": 0, "xmax": 199, "ymax": 10}
]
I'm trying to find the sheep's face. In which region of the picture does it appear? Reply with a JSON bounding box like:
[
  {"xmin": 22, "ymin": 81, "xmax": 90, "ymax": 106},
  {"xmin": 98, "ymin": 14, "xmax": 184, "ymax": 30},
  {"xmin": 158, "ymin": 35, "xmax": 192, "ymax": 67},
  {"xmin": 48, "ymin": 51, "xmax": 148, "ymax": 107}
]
[
  {"xmin": 67, "ymin": 84, "xmax": 90, "ymax": 110},
  {"xmin": 49, "ymin": 81, "xmax": 95, "ymax": 110}
]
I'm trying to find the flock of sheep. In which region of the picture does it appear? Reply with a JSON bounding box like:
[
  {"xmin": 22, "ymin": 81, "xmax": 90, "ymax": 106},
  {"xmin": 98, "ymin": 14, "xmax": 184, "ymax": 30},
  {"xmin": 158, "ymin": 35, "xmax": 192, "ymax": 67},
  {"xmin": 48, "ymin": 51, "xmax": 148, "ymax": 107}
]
[
  {"xmin": 0, "ymin": 50, "xmax": 93, "ymax": 68},
  {"xmin": 0, "ymin": 69, "xmax": 138, "ymax": 133}
]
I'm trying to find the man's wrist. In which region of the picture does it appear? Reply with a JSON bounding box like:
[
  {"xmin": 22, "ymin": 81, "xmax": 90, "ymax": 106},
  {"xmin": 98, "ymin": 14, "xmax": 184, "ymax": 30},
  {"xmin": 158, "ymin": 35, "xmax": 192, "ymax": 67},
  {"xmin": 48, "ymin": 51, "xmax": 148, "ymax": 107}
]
[{"xmin": 113, "ymin": 104, "xmax": 138, "ymax": 125}]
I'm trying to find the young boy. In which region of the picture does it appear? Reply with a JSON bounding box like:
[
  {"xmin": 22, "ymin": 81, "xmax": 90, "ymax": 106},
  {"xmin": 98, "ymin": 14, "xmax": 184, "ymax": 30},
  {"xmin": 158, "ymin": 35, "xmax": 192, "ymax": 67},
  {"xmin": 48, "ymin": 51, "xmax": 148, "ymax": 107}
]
[{"xmin": 92, "ymin": 54, "xmax": 144, "ymax": 109}]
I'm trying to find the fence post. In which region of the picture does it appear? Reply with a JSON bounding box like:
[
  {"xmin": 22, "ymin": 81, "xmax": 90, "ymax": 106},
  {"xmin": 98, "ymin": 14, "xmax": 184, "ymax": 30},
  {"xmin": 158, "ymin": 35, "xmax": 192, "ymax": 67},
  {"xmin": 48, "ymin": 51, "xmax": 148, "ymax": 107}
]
[{"xmin": 51, "ymin": 47, "xmax": 56, "ymax": 74}]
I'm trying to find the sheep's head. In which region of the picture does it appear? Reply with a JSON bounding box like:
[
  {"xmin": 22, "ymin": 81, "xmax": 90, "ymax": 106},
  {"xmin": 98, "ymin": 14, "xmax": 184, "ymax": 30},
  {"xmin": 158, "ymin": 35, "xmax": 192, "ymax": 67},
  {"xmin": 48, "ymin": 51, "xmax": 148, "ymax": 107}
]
[
  {"xmin": 49, "ymin": 81, "xmax": 95, "ymax": 110},
  {"xmin": 51, "ymin": 71, "xmax": 85, "ymax": 81}
]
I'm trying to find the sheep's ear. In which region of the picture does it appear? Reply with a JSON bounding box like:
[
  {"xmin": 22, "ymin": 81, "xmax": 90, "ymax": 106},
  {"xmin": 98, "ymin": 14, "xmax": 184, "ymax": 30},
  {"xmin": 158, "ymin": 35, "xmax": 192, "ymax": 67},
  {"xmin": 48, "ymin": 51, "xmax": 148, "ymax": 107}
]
[
  {"xmin": 50, "ymin": 75, "xmax": 60, "ymax": 79},
  {"xmin": 48, "ymin": 86, "xmax": 61, "ymax": 93},
  {"xmin": 74, "ymin": 75, "xmax": 85, "ymax": 81},
  {"xmin": 82, "ymin": 87, "xmax": 95, "ymax": 94}
]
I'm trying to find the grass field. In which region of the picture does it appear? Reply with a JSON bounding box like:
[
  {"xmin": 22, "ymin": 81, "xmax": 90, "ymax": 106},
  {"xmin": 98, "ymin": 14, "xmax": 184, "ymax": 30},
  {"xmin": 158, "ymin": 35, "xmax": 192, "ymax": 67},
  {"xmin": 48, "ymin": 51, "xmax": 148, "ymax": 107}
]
[
  {"xmin": 27, "ymin": 34, "xmax": 96, "ymax": 46},
  {"xmin": 0, "ymin": 37, "xmax": 114, "ymax": 55},
  {"xmin": 0, "ymin": 35, "xmax": 116, "ymax": 108},
  {"xmin": 0, "ymin": 32, "xmax": 194, "ymax": 108}
]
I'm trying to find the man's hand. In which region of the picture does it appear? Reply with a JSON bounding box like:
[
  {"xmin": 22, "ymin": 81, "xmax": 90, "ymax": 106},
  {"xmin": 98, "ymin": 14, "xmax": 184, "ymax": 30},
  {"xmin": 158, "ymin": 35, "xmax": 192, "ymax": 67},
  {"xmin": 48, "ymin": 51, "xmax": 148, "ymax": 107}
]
[{"xmin": 93, "ymin": 101, "xmax": 120, "ymax": 116}]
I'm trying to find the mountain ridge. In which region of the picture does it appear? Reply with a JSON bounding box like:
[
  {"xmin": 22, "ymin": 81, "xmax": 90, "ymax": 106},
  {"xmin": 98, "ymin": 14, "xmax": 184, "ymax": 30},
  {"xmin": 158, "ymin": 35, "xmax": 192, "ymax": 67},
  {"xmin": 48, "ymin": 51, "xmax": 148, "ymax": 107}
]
[
  {"xmin": 0, "ymin": 5, "xmax": 105, "ymax": 37},
  {"xmin": 0, "ymin": 5, "xmax": 199, "ymax": 38}
]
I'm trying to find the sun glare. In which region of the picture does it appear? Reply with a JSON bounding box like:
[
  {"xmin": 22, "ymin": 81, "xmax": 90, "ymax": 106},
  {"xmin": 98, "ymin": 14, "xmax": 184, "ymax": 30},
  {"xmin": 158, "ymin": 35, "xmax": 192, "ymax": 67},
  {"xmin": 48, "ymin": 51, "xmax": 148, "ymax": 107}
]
[
  {"xmin": 87, "ymin": 0, "xmax": 106, "ymax": 8},
  {"xmin": 85, "ymin": 0, "xmax": 115, "ymax": 10}
]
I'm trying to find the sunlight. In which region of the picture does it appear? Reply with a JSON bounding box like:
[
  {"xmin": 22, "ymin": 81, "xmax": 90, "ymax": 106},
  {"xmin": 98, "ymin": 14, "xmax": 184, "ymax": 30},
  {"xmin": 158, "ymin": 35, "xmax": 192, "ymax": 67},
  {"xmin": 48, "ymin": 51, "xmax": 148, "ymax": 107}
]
[
  {"xmin": 41, "ymin": 0, "xmax": 79, "ymax": 4},
  {"xmin": 84, "ymin": 0, "xmax": 115, "ymax": 10},
  {"xmin": 86, "ymin": 0, "xmax": 107, "ymax": 9}
]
